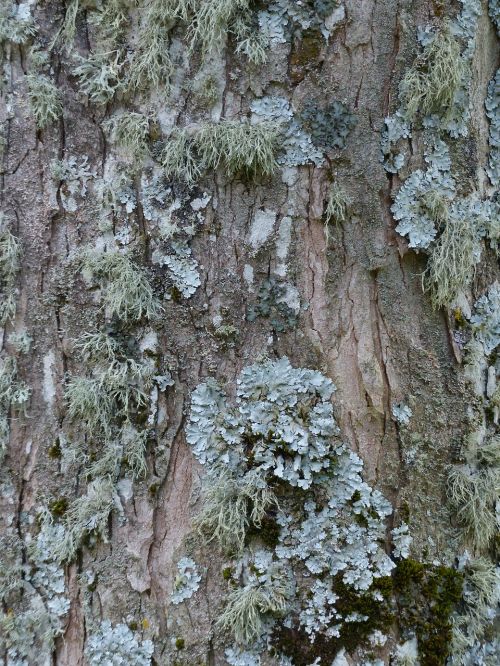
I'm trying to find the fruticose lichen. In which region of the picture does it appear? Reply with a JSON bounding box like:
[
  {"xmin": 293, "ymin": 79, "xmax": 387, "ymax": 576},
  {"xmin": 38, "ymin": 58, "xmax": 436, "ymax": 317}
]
[{"xmin": 160, "ymin": 120, "xmax": 280, "ymax": 184}]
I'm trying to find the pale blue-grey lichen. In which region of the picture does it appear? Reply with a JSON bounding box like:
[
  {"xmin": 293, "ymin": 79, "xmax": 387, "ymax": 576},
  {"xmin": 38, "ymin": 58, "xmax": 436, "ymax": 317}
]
[
  {"xmin": 0, "ymin": 224, "xmax": 21, "ymax": 325},
  {"xmin": 392, "ymin": 139, "xmax": 455, "ymax": 249},
  {"xmin": 250, "ymin": 96, "xmax": 324, "ymax": 167},
  {"xmin": 490, "ymin": 0, "xmax": 500, "ymax": 35},
  {"xmin": 217, "ymin": 549, "xmax": 294, "ymax": 644},
  {"xmin": 0, "ymin": 1, "xmax": 35, "ymax": 45},
  {"xmin": 485, "ymin": 69, "xmax": 499, "ymax": 187},
  {"xmin": 258, "ymin": 0, "xmax": 342, "ymax": 45},
  {"xmin": 392, "ymin": 403, "xmax": 413, "ymax": 426},
  {"xmin": 391, "ymin": 523, "xmax": 412, "ymax": 559},
  {"xmin": 142, "ymin": 174, "xmax": 208, "ymax": 298},
  {"xmin": 187, "ymin": 358, "xmax": 399, "ymax": 656},
  {"xmin": 0, "ymin": 517, "xmax": 70, "ymax": 664},
  {"xmin": 380, "ymin": 112, "xmax": 411, "ymax": 173},
  {"xmin": 51, "ymin": 155, "xmax": 96, "ymax": 213},
  {"xmin": 187, "ymin": 357, "xmax": 339, "ymax": 488},
  {"xmin": 299, "ymin": 100, "xmax": 356, "ymax": 151},
  {"xmin": 171, "ymin": 557, "xmax": 202, "ymax": 604},
  {"xmin": 469, "ymin": 282, "xmax": 500, "ymax": 356},
  {"xmin": 86, "ymin": 619, "xmax": 154, "ymax": 666}
]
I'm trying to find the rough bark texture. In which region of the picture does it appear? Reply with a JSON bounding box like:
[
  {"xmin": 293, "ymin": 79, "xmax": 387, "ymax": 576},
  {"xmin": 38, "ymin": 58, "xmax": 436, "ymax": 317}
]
[{"xmin": 0, "ymin": 1, "xmax": 498, "ymax": 666}]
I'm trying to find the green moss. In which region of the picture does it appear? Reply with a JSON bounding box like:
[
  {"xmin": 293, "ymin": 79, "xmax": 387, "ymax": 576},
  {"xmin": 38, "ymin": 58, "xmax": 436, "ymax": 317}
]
[
  {"xmin": 245, "ymin": 513, "xmax": 281, "ymax": 549},
  {"xmin": 222, "ymin": 567, "xmax": 233, "ymax": 581},
  {"xmin": 175, "ymin": 637, "xmax": 185, "ymax": 650},
  {"xmin": 47, "ymin": 438, "xmax": 62, "ymax": 459},
  {"xmin": 49, "ymin": 497, "xmax": 69, "ymax": 517},
  {"xmin": 148, "ymin": 482, "xmax": 160, "ymax": 497},
  {"xmin": 393, "ymin": 559, "xmax": 463, "ymax": 666},
  {"xmin": 273, "ymin": 575, "xmax": 393, "ymax": 664}
]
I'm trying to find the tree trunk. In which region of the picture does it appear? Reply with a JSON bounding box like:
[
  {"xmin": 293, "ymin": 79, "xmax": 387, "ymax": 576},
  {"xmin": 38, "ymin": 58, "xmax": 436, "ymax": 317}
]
[{"xmin": 0, "ymin": 1, "xmax": 498, "ymax": 665}]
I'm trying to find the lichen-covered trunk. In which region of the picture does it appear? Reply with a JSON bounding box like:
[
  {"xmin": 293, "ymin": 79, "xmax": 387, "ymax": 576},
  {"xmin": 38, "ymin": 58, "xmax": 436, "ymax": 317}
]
[{"xmin": 0, "ymin": 1, "xmax": 498, "ymax": 665}]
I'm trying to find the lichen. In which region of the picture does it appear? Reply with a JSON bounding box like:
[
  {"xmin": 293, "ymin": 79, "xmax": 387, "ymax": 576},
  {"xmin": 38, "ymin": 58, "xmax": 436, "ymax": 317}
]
[
  {"xmin": 171, "ymin": 557, "xmax": 202, "ymax": 604},
  {"xmin": 26, "ymin": 73, "xmax": 62, "ymax": 129},
  {"xmin": 399, "ymin": 24, "xmax": 467, "ymax": 124},
  {"xmin": 79, "ymin": 248, "xmax": 163, "ymax": 322},
  {"xmin": 0, "ymin": 1, "xmax": 35, "ymax": 46},
  {"xmin": 51, "ymin": 155, "xmax": 95, "ymax": 213},
  {"xmin": 187, "ymin": 358, "xmax": 400, "ymax": 658},
  {"xmin": 300, "ymin": 100, "xmax": 356, "ymax": 151},
  {"xmin": 74, "ymin": 51, "xmax": 125, "ymax": 105},
  {"xmin": 86, "ymin": 619, "xmax": 154, "ymax": 665},
  {"xmin": 160, "ymin": 120, "xmax": 280, "ymax": 184},
  {"xmin": 485, "ymin": 69, "xmax": 500, "ymax": 187},
  {"xmin": 103, "ymin": 111, "xmax": 151, "ymax": 163}
]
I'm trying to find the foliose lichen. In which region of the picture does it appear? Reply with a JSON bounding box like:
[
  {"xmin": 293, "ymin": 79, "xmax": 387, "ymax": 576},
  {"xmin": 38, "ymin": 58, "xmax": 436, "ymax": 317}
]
[
  {"xmin": 86, "ymin": 619, "xmax": 154, "ymax": 665},
  {"xmin": 171, "ymin": 557, "xmax": 202, "ymax": 604}
]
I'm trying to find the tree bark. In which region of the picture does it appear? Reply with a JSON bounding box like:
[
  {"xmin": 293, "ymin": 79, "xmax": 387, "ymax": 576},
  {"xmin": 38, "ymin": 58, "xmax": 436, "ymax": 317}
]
[{"xmin": 0, "ymin": 1, "xmax": 498, "ymax": 665}]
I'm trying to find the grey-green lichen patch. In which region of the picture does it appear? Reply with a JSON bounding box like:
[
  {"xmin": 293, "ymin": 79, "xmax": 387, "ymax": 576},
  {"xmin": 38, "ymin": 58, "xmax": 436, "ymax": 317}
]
[
  {"xmin": 325, "ymin": 181, "xmax": 350, "ymax": 239},
  {"xmin": 143, "ymin": 174, "xmax": 209, "ymax": 298},
  {"xmin": 186, "ymin": 358, "xmax": 399, "ymax": 660},
  {"xmin": 258, "ymin": 0, "xmax": 342, "ymax": 45},
  {"xmin": 485, "ymin": 68, "xmax": 499, "ymax": 187},
  {"xmin": 250, "ymin": 96, "xmax": 325, "ymax": 167},
  {"xmin": 399, "ymin": 24, "xmax": 467, "ymax": 126},
  {"xmin": 0, "ymin": 516, "xmax": 70, "ymax": 664},
  {"xmin": 26, "ymin": 72, "xmax": 62, "ymax": 129},
  {"xmin": 103, "ymin": 111, "xmax": 152, "ymax": 164},
  {"xmin": 391, "ymin": 129, "xmax": 497, "ymax": 308},
  {"xmin": 86, "ymin": 619, "xmax": 154, "ymax": 665},
  {"xmin": 0, "ymin": 224, "xmax": 21, "ymax": 325},
  {"xmin": 171, "ymin": 557, "xmax": 202, "ymax": 604},
  {"xmin": 451, "ymin": 555, "xmax": 500, "ymax": 662},
  {"xmin": 490, "ymin": 0, "xmax": 500, "ymax": 33},
  {"xmin": 246, "ymin": 277, "xmax": 298, "ymax": 332},
  {"xmin": 300, "ymin": 100, "xmax": 356, "ymax": 152},
  {"xmin": 51, "ymin": 156, "xmax": 96, "ymax": 213}
]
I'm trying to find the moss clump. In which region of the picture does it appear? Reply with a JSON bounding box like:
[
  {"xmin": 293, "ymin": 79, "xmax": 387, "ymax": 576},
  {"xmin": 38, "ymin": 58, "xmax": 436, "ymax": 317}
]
[
  {"xmin": 393, "ymin": 559, "xmax": 463, "ymax": 666},
  {"xmin": 273, "ymin": 575, "xmax": 393, "ymax": 664},
  {"xmin": 47, "ymin": 439, "xmax": 62, "ymax": 459},
  {"xmin": 175, "ymin": 637, "xmax": 185, "ymax": 650},
  {"xmin": 245, "ymin": 512, "xmax": 281, "ymax": 549},
  {"xmin": 49, "ymin": 497, "xmax": 69, "ymax": 517},
  {"xmin": 222, "ymin": 567, "xmax": 233, "ymax": 581}
]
